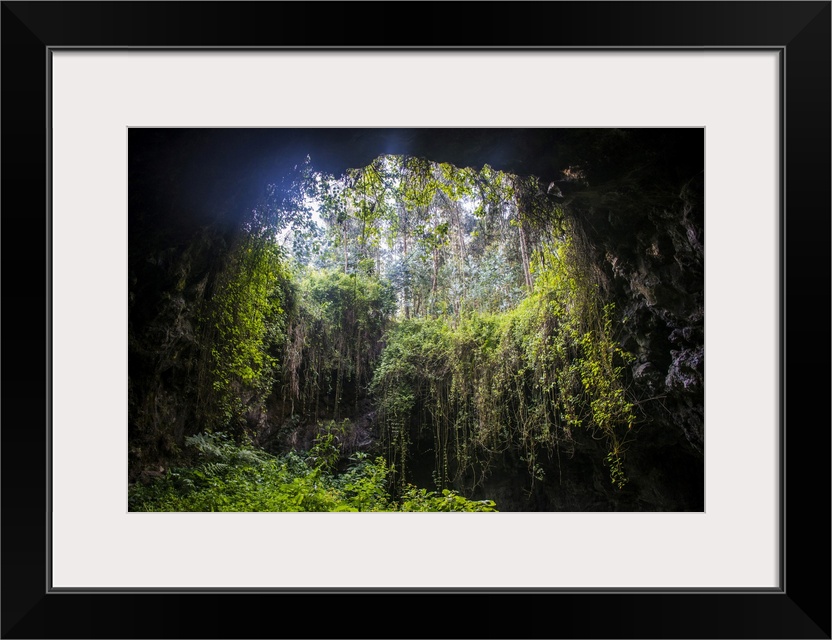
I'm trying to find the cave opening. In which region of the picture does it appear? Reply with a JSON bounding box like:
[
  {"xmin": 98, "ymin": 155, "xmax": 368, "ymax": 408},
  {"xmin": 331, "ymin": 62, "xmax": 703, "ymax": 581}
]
[{"xmin": 128, "ymin": 128, "xmax": 704, "ymax": 512}]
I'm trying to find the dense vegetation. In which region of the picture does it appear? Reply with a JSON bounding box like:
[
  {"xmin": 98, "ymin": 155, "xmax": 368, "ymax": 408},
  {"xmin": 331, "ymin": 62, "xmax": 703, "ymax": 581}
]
[
  {"xmin": 129, "ymin": 430, "xmax": 495, "ymax": 512},
  {"xmin": 130, "ymin": 154, "xmax": 640, "ymax": 511}
]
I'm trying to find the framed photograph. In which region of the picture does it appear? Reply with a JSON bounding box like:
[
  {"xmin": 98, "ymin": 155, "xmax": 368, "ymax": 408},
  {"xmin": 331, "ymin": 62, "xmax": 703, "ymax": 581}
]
[{"xmin": 3, "ymin": 2, "xmax": 829, "ymax": 638}]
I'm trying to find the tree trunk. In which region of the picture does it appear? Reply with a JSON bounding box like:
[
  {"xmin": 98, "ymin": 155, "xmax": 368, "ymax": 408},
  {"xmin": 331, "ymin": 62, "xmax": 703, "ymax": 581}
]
[{"xmin": 518, "ymin": 219, "xmax": 533, "ymax": 290}]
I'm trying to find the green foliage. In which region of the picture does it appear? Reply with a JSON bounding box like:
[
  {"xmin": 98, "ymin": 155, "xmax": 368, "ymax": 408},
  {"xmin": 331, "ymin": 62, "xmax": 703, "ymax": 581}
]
[
  {"xmin": 399, "ymin": 487, "xmax": 497, "ymax": 512},
  {"xmin": 128, "ymin": 431, "xmax": 496, "ymax": 512},
  {"xmin": 198, "ymin": 236, "xmax": 293, "ymax": 433},
  {"xmin": 178, "ymin": 154, "xmax": 636, "ymax": 506},
  {"xmin": 309, "ymin": 155, "xmax": 523, "ymax": 318},
  {"xmin": 372, "ymin": 234, "xmax": 637, "ymax": 493},
  {"xmin": 606, "ymin": 451, "xmax": 628, "ymax": 491},
  {"xmin": 308, "ymin": 428, "xmax": 341, "ymax": 474},
  {"xmin": 282, "ymin": 268, "xmax": 395, "ymax": 419}
]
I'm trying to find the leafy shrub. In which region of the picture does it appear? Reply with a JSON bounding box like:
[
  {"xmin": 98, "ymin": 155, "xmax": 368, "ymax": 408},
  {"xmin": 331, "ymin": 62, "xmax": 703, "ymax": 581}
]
[{"xmin": 128, "ymin": 431, "xmax": 496, "ymax": 513}]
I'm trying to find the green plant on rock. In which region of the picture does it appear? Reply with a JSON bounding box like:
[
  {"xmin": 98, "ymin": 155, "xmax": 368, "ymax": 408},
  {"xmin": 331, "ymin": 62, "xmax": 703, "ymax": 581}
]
[
  {"xmin": 281, "ymin": 268, "xmax": 395, "ymax": 421},
  {"xmin": 308, "ymin": 424, "xmax": 342, "ymax": 474},
  {"xmin": 197, "ymin": 235, "xmax": 294, "ymax": 434},
  {"xmin": 371, "ymin": 231, "xmax": 638, "ymax": 494}
]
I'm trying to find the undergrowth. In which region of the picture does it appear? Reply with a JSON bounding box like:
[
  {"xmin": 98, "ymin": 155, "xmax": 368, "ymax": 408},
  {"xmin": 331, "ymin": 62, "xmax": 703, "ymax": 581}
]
[{"xmin": 128, "ymin": 431, "xmax": 497, "ymax": 512}]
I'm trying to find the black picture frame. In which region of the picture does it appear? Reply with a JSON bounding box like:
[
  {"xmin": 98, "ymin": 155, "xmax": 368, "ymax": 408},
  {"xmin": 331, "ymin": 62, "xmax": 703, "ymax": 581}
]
[{"xmin": 2, "ymin": 2, "xmax": 829, "ymax": 638}]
